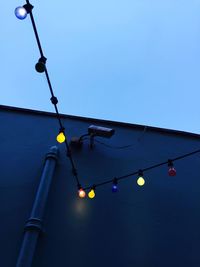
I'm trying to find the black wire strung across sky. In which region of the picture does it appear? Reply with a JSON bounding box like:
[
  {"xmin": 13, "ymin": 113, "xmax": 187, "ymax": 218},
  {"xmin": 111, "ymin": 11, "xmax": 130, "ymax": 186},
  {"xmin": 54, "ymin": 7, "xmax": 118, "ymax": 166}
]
[
  {"xmin": 15, "ymin": 1, "xmax": 200, "ymax": 199},
  {"xmin": 15, "ymin": 0, "xmax": 82, "ymax": 190}
]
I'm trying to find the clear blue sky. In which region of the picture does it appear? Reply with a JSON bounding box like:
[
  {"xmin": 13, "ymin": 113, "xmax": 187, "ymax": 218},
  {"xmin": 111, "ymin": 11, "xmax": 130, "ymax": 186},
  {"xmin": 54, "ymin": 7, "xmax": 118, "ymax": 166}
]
[{"xmin": 2, "ymin": 0, "xmax": 200, "ymax": 133}]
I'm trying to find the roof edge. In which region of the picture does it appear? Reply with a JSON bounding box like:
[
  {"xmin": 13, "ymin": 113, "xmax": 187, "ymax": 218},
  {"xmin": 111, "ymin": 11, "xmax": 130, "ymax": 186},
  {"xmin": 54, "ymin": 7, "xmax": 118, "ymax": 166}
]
[{"xmin": 0, "ymin": 104, "xmax": 200, "ymax": 139}]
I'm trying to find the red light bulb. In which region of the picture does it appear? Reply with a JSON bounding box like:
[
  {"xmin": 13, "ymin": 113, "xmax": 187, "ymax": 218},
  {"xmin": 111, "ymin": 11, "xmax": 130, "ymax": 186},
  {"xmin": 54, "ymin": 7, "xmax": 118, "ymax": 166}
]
[
  {"xmin": 168, "ymin": 167, "xmax": 176, "ymax": 176},
  {"xmin": 168, "ymin": 160, "xmax": 176, "ymax": 176}
]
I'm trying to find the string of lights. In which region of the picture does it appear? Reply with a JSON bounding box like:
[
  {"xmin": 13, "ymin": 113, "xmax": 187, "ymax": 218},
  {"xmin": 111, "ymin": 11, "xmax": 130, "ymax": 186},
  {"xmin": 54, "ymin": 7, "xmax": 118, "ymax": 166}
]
[
  {"xmin": 14, "ymin": 2, "xmax": 200, "ymax": 200},
  {"xmin": 81, "ymin": 148, "xmax": 200, "ymax": 199},
  {"xmin": 14, "ymin": 1, "xmax": 82, "ymax": 189}
]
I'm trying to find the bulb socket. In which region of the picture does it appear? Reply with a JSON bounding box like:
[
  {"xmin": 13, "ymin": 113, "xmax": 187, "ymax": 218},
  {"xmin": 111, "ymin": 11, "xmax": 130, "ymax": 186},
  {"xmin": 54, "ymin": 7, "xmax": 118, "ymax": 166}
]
[
  {"xmin": 23, "ymin": 3, "xmax": 34, "ymax": 13},
  {"xmin": 35, "ymin": 56, "xmax": 47, "ymax": 73}
]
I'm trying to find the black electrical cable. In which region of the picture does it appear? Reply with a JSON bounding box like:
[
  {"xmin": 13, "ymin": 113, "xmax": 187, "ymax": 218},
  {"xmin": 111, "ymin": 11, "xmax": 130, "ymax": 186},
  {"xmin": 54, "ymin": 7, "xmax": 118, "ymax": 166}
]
[
  {"xmin": 25, "ymin": 1, "xmax": 81, "ymax": 188},
  {"xmin": 83, "ymin": 148, "xmax": 200, "ymax": 190},
  {"xmin": 26, "ymin": 1, "xmax": 44, "ymax": 58},
  {"xmin": 94, "ymin": 139, "xmax": 138, "ymax": 149},
  {"xmin": 79, "ymin": 133, "xmax": 90, "ymax": 141}
]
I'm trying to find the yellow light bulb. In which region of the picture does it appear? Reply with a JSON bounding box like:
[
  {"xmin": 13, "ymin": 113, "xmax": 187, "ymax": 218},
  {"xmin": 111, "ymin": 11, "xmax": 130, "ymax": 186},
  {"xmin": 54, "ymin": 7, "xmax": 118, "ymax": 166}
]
[
  {"xmin": 56, "ymin": 132, "xmax": 66, "ymax": 143},
  {"xmin": 88, "ymin": 189, "xmax": 95, "ymax": 199},
  {"xmin": 137, "ymin": 176, "xmax": 145, "ymax": 186}
]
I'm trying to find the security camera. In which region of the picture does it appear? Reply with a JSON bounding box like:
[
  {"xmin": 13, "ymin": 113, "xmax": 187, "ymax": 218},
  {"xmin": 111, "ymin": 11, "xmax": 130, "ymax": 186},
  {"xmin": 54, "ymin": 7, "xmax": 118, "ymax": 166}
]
[
  {"xmin": 70, "ymin": 125, "xmax": 115, "ymax": 149},
  {"xmin": 88, "ymin": 125, "xmax": 115, "ymax": 138}
]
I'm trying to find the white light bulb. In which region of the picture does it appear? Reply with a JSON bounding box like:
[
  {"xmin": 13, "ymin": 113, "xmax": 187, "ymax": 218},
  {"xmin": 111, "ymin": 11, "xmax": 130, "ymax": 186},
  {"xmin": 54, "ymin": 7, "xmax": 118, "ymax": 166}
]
[{"xmin": 15, "ymin": 6, "xmax": 27, "ymax": 20}]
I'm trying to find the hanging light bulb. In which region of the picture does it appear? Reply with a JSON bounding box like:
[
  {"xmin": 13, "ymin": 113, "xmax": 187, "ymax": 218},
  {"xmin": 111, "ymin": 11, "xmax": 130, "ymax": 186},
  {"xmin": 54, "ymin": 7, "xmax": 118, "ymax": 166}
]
[
  {"xmin": 112, "ymin": 178, "xmax": 118, "ymax": 193},
  {"xmin": 88, "ymin": 187, "xmax": 96, "ymax": 199},
  {"xmin": 15, "ymin": 6, "xmax": 28, "ymax": 20},
  {"xmin": 15, "ymin": 3, "xmax": 33, "ymax": 20},
  {"xmin": 137, "ymin": 170, "xmax": 145, "ymax": 186},
  {"xmin": 35, "ymin": 56, "xmax": 47, "ymax": 73},
  {"xmin": 168, "ymin": 160, "xmax": 176, "ymax": 176},
  {"xmin": 78, "ymin": 188, "xmax": 86, "ymax": 198},
  {"xmin": 56, "ymin": 128, "xmax": 66, "ymax": 143}
]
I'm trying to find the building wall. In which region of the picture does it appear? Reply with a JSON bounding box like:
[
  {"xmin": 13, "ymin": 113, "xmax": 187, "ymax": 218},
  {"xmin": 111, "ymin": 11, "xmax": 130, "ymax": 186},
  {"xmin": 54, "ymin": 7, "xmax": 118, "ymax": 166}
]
[{"xmin": 0, "ymin": 107, "xmax": 200, "ymax": 267}]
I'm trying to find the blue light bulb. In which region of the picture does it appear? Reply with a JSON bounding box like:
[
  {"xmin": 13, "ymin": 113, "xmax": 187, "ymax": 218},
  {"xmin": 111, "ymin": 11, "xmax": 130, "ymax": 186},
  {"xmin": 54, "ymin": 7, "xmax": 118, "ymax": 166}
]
[
  {"xmin": 112, "ymin": 184, "xmax": 118, "ymax": 193},
  {"xmin": 15, "ymin": 6, "xmax": 27, "ymax": 20}
]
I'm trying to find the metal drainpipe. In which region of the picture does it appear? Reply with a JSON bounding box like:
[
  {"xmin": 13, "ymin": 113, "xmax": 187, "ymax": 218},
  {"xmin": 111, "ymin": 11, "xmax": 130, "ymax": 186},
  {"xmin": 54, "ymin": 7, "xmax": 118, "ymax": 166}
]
[{"xmin": 16, "ymin": 146, "xmax": 59, "ymax": 267}]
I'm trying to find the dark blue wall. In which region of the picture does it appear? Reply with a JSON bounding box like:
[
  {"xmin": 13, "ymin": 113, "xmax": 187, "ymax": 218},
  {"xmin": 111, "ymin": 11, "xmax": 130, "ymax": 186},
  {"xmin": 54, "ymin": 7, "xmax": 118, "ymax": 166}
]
[{"xmin": 1, "ymin": 107, "xmax": 200, "ymax": 267}]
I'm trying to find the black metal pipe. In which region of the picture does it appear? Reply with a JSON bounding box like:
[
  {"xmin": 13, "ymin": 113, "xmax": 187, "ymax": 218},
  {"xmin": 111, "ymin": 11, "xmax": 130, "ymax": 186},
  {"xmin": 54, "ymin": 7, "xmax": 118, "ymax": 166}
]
[{"xmin": 16, "ymin": 146, "xmax": 59, "ymax": 267}]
